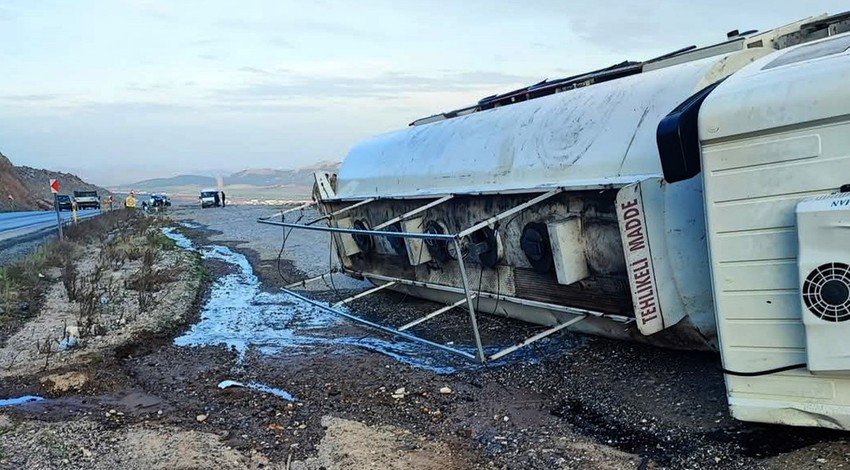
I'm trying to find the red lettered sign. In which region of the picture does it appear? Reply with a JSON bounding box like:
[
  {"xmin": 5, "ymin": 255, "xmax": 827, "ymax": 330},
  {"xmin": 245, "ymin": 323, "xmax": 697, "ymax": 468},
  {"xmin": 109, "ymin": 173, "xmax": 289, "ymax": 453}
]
[{"xmin": 616, "ymin": 183, "xmax": 664, "ymax": 335}]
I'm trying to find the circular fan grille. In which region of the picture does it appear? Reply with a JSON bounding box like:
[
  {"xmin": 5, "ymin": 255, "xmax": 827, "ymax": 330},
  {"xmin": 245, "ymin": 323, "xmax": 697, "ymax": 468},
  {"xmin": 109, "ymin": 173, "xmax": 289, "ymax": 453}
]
[{"xmin": 803, "ymin": 262, "xmax": 850, "ymax": 322}]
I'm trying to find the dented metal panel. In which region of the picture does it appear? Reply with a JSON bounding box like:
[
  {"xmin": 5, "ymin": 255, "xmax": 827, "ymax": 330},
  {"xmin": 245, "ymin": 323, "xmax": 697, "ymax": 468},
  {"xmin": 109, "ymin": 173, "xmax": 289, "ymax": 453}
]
[{"xmin": 616, "ymin": 177, "xmax": 714, "ymax": 337}]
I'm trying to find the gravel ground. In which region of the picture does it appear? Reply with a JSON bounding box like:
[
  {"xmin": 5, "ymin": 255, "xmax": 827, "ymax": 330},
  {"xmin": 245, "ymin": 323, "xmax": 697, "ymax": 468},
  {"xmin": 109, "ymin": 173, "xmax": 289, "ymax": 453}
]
[
  {"xmin": 1, "ymin": 205, "xmax": 849, "ymax": 469},
  {"xmin": 168, "ymin": 205, "xmax": 850, "ymax": 469}
]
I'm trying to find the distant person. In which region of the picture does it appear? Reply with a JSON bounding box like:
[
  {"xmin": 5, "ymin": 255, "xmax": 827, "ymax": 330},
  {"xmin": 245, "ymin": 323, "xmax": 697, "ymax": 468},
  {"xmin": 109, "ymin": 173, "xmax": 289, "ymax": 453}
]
[
  {"xmin": 221, "ymin": 191, "xmax": 226, "ymax": 207},
  {"xmin": 214, "ymin": 192, "xmax": 221, "ymax": 207}
]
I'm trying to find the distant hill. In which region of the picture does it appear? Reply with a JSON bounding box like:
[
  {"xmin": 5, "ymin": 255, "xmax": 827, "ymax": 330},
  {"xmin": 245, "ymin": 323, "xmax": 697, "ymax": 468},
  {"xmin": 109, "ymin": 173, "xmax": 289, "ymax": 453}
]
[
  {"xmin": 0, "ymin": 151, "xmax": 110, "ymax": 212},
  {"xmin": 0, "ymin": 152, "xmax": 41, "ymax": 211},
  {"xmin": 227, "ymin": 160, "xmax": 340, "ymax": 186},
  {"xmin": 116, "ymin": 160, "xmax": 341, "ymax": 201},
  {"xmin": 123, "ymin": 174, "xmax": 217, "ymax": 192}
]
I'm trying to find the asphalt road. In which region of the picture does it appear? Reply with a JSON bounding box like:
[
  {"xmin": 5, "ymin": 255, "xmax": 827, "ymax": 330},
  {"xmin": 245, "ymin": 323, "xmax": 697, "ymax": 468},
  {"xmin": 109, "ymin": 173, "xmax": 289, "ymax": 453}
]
[{"xmin": 0, "ymin": 209, "xmax": 100, "ymax": 245}]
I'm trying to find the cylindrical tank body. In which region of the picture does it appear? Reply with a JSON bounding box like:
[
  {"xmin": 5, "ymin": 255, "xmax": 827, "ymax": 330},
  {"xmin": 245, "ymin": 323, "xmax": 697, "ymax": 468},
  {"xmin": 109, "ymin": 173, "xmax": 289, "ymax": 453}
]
[{"xmin": 319, "ymin": 48, "xmax": 772, "ymax": 350}]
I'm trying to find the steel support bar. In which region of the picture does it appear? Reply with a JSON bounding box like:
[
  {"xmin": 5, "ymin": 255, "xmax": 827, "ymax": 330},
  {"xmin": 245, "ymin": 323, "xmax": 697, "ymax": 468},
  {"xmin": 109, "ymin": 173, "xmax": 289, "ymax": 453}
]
[
  {"xmin": 488, "ymin": 315, "xmax": 587, "ymax": 362},
  {"xmin": 282, "ymin": 288, "xmax": 477, "ymax": 361},
  {"xmin": 258, "ymin": 219, "xmax": 457, "ymax": 240},
  {"xmin": 373, "ymin": 195, "xmax": 454, "ymax": 230},
  {"xmin": 306, "ymin": 198, "xmax": 376, "ymax": 225},
  {"xmin": 457, "ymin": 189, "xmax": 563, "ymax": 238},
  {"xmin": 398, "ymin": 295, "xmax": 476, "ymax": 332},
  {"xmin": 455, "ymin": 238, "xmax": 487, "ymax": 362},
  {"xmin": 259, "ymin": 201, "xmax": 316, "ymax": 220},
  {"xmin": 285, "ymin": 272, "xmax": 333, "ymax": 289},
  {"xmin": 332, "ymin": 281, "xmax": 398, "ymax": 308},
  {"xmin": 361, "ymin": 272, "xmax": 622, "ymax": 321}
]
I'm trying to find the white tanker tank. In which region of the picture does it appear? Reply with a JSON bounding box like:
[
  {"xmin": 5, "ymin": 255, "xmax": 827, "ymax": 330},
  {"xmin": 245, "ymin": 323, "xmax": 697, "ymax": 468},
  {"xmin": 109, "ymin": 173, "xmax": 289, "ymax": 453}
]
[{"xmin": 263, "ymin": 12, "xmax": 850, "ymax": 429}]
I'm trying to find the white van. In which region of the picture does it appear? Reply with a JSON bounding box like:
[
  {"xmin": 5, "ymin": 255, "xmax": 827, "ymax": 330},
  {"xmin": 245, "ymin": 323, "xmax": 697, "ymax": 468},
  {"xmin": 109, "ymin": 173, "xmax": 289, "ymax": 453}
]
[{"xmin": 199, "ymin": 189, "xmax": 219, "ymax": 208}]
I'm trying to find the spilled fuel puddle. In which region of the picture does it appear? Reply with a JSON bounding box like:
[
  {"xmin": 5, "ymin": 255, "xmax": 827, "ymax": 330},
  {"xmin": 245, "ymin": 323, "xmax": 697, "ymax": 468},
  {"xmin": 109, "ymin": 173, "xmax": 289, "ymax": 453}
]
[
  {"xmin": 0, "ymin": 396, "xmax": 44, "ymax": 407},
  {"xmin": 219, "ymin": 380, "xmax": 295, "ymax": 401},
  {"xmin": 164, "ymin": 227, "xmax": 531, "ymax": 373}
]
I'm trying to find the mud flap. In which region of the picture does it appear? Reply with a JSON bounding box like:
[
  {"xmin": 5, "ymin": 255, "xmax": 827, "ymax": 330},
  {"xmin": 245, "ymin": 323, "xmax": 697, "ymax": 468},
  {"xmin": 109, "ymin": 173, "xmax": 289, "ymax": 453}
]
[{"xmin": 616, "ymin": 177, "xmax": 713, "ymax": 336}]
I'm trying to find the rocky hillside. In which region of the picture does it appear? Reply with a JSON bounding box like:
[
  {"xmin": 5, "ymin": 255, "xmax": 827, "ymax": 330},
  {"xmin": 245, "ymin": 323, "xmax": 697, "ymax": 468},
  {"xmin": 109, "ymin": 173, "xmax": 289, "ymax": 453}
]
[
  {"xmin": 15, "ymin": 165, "xmax": 111, "ymax": 208},
  {"xmin": 0, "ymin": 152, "xmax": 41, "ymax": 211},
  {"xmin": 0, "ymin": 151, "xmax": 110, "ymax": 212}
]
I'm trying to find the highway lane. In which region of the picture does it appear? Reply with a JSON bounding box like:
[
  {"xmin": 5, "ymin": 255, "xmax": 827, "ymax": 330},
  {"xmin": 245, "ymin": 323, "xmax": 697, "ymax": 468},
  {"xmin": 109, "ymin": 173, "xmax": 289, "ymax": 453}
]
[{"xmin": 0, "ymin": 209, "xmax": 101, "ymax": 246}]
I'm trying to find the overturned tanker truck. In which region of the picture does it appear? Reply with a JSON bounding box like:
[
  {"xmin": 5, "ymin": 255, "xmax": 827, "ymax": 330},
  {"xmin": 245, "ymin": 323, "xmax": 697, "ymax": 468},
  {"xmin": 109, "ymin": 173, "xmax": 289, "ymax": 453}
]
[{"xmin": 261, "ymin": 12, "xmax": 850, "ymax": 428}]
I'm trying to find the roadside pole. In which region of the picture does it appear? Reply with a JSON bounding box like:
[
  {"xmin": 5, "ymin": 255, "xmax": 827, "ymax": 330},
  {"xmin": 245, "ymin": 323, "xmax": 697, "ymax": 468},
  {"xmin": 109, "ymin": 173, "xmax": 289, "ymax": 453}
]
[{"xmin": 50, "ymin": 179, "xmax": 63, "ymax": 239}]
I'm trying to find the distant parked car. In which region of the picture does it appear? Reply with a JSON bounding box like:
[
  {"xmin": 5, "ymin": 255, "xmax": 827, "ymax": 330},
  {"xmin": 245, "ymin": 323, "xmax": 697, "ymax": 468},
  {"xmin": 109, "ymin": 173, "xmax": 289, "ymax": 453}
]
[
  {"xmin": 151, "ymin": 194, "xmax": 166, "ymax": 208},
  {"xmin": 56, "ymin": 194, "xmax": 73, "ymax": 211}
]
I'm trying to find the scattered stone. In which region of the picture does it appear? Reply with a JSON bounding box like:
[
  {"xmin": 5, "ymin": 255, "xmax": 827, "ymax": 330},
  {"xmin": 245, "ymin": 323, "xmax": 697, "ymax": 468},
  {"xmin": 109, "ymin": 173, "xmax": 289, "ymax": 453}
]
[
  {"xmin": 40, "ymin": 371, "xmax": 89, "ymax": 393},
  {"xmin": 439, "ymin": 386, "xmax": 452, "ymax": 395},
  {"xmin": 196, "ymin": 414, "xmax": 208, "ymax": 423},
  {"xmin": 391, "ymin": 387, "xmax": 406, "ymax": 399}
]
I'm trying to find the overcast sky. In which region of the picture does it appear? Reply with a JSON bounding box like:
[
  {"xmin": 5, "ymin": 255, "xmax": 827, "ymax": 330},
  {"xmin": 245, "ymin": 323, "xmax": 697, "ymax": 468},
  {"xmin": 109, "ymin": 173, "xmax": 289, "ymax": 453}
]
[{"xmin": 0, "ymin": 1, "xmax": 846, "ymax": 185}]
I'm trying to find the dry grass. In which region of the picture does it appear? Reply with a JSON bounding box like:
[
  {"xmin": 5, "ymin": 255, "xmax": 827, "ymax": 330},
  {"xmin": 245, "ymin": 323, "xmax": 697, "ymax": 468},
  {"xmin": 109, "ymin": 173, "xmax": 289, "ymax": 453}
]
[
  {"xmin": 2, "ymin": 209, "xmax": 181, "ymax": 341},
  {"xmin": 0, "ymin": 241, "xmax": 67, "ymax": 326}
]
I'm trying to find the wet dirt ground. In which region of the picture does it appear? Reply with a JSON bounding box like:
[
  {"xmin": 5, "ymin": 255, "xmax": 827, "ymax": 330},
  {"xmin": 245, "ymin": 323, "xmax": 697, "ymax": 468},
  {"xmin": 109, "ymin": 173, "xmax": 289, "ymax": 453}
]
[{"xmin": 2, "ymin": 204, "xmax": 850, "ymax": 469}]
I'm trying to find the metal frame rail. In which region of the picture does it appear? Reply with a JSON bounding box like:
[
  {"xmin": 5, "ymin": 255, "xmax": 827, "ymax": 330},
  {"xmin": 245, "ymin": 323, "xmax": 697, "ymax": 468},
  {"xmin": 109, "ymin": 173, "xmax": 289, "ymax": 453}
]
[{"xmin": 259, "ymin": 188, "xmax": 602, "ymax": 363}]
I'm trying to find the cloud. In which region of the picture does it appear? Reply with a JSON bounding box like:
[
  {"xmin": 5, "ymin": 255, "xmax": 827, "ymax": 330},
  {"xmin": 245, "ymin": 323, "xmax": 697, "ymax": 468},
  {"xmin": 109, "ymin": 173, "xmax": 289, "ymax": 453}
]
[
  {"xmin": 124, "ymin": 0, "xmax": 174, "ymax": 20},
  {"xmin": 215, "ymin": 70, "xmax": 540, "ymax": 102},
  {"xmin": 269, "ymin": 37, "xmax": 292, "ymax": 48},
  {"xmin": 238, "ymin": 66, "xmax": 272, "ymax": 76},
  {"xmin": 66, "ymin": 101, "xmax": 194, "ymax": 116},
  {"xmin": 215, "ymin": 17, "xmax": 384, "ymax": 41},
  {"xmin": 209, "ymin": 103, "xmax": 322, "ymax": 114},
  {"xmin": 125, "ymin": 82, "xmax": 173, "ymax": 93},
  {"xmin": 0, "ymin": 94, "xmax": 63, "ymax": 102},
  {"xmin": 562, "ymin": 0, "xmax": 849, "ymax": 54}
]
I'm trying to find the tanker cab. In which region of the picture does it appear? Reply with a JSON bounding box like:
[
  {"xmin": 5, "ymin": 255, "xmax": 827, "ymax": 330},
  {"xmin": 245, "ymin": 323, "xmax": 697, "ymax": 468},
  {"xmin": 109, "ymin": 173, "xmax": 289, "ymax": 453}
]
[{"xmin": 664, "ymin": 33, "xmax": 850, "ymax": 430}]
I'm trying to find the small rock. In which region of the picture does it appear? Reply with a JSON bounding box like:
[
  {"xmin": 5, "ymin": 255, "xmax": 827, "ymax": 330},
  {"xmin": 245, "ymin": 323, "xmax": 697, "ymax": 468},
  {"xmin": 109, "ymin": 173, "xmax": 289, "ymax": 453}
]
[
  {"xmin": 391, "ymin": 387, "xmax": 406, "ymax": 399},
  {"xmin": 817, "ymin": 458, "xmax": 828, "ymax": 464},
  {"xmin": 439, "ymin": 386, "xmax": 452, "ymax": 394},
  {"xmin": 503, "ymin": 416, "xmax": 510, "ymax": 422},
  {"xmin": 197, "ymin": 414, "xmax": 208, "ymax": 423},
  {"xmin": 108, "ymin": 409, "xmax": 117, "ymax": 415}
]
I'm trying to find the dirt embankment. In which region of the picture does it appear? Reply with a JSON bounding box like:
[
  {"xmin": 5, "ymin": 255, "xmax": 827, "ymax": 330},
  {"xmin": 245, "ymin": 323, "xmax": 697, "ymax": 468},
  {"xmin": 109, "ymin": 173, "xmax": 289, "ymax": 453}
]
[
  {"xmin": 0, "ymin": 152, "xmax": 40, "ymax": 212},
  {"xmin": 0, "ymin": 150, "xmax": 111, "ymax": 212},
  {"xmin": 15, "ymin": 165, "xmax": 111, "ymax": 209},
  {"xmin": 0, "ymin": 211, "xmax": 209, "ymax": 468}
]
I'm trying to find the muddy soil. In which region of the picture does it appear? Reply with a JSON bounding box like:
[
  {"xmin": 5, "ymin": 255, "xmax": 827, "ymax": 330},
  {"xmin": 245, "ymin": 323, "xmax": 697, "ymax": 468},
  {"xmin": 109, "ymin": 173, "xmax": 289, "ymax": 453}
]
[{"xmin": 0, "ymin": 206, "xmax": 848, "ymax": 469}]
